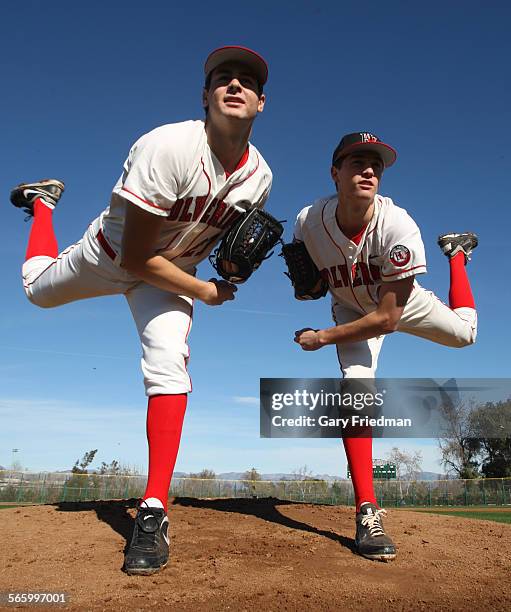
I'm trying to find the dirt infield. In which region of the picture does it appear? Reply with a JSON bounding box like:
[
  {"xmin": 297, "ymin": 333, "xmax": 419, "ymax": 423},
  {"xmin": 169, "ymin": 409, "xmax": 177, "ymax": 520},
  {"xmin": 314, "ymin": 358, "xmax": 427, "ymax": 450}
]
[{"xmin": 1, "ymin": 498, "xmax": 510, "ymax": 611}]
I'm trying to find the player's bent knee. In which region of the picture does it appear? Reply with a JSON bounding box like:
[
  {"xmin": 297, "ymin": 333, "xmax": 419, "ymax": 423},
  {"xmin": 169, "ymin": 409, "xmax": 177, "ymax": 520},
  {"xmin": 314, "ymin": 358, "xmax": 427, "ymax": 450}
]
[
  {"xmin": 25, "ymin": 289, "xmax": 60, "ymax": 309},
  {"xmin": 452, "ymin": 331, "xmax": 476, "ymax": 348}
]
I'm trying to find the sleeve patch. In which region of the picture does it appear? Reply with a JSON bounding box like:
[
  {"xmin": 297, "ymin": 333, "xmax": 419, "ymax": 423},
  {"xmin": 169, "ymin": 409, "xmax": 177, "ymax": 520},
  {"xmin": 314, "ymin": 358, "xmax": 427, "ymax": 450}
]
[{"xmin": 389, "ymin": 244, "xmax": 411, "ymax": 267}]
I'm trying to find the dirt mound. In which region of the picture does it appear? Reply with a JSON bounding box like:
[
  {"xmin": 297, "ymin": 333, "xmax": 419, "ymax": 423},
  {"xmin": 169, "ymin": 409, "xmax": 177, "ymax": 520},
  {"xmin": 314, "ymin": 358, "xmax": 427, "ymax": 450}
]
[{"xmin": 1, "ymin": 498, "xmax": 510, "ymax": 611}]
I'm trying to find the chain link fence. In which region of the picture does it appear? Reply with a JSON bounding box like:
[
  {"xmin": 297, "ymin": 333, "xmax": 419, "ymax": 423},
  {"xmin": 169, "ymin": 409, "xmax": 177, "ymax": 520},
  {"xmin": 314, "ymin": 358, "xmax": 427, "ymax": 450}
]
[{"xmin": 1, "ymin": 470, "xmax": 510, "ymax": 507}]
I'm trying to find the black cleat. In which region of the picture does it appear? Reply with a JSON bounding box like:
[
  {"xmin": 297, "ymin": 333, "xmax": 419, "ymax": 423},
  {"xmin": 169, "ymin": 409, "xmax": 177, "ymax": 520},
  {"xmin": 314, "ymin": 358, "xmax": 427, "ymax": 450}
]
[
  {"xmin": 355, "ymin": 502, "xmax": 396, "ymax": 562},
  {"xmin": 123, "ymin": 501, "xmax": 169, "ymax": 575},
  {"xmin": 10, "ymin": 179, "xmax": 65, "ymax": 216},
  {"xmin": 438, "ymin": 232, "xmax": 478, "ymax": 263}
]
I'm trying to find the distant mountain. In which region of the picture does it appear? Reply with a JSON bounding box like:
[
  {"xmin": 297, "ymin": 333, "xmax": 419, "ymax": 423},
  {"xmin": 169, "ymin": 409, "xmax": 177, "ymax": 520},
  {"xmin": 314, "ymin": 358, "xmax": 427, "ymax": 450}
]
[
  {"xmin": 175, "ymin": 470, "xmax": 445, "ymax": 482},
  {"xmin": 5, "ymin": 468, "xmax": 447, "ymax": 481},
  {"xmin": 415, "ymin": 471, "xmax": 447, "ymax": 481},
  {"xmin": 174, "ymin": 471, "xmax": 345, "ymax": 482}
]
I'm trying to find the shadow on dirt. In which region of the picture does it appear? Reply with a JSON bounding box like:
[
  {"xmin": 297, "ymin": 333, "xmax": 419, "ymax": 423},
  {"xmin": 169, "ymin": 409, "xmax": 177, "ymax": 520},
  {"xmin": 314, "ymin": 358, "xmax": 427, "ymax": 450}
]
[
  {"xmin": 173, "ymin": 497, "xmax": 356, "ymax": 553},
  {"xmin": 55, "ymin": 498, "xmax": 138, "ymax": 552},
  {"xmin": 54, "ymin": 497, "xmax": 355, "ymax": 555}
]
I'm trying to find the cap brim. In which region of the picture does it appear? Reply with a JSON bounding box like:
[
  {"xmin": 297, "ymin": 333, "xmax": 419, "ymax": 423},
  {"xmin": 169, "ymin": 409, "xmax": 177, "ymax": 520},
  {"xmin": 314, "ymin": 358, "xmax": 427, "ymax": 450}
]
[
  {"xmin": 334, "ymin": 142, "xmax": 397, "ymax": 168},
  {"xmin": 204, "ymin": 46, "xmax": 268, "ymax": 85}
]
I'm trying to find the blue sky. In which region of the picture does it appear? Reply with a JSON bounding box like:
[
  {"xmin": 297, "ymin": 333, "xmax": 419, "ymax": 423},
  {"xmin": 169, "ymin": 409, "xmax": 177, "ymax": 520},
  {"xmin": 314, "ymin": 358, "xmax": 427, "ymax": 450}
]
[{"xmin": 1, "ymin": 1, "xmax": 510, "ymax": 476}]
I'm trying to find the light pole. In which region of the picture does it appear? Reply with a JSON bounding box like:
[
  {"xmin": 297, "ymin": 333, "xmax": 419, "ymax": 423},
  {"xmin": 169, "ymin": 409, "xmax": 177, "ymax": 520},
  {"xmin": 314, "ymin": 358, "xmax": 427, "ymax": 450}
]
[{"xmin": 11, "ymin": 448, "xmax": 19, "ymax": 473}]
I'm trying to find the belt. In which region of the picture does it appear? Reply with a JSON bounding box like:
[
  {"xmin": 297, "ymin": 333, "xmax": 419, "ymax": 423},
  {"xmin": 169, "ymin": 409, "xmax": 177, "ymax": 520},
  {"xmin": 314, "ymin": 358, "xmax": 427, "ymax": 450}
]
[{"xmin": 96, "ymin": 229, "xmax": 117, "ymax": 261}]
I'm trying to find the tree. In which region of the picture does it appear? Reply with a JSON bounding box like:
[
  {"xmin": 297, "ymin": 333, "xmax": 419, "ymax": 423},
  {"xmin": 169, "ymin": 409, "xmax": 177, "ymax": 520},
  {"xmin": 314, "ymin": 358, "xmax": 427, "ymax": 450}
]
[
  {"xmin": 385, "ymin": 447, "xmax": 423, "ymax": 480},
  {"xmin": 437, "ymin": 398, "xmax": 480, "ymax": 479},
  {"xmin": 188, "ymin": 469, "xmax": 216, "ymax": 479},
  {"xmin": 469, "ymin": 400, "xmax": 511, "ymax": 478},
  {"xmin": 99, "ymin": 460, "xmax": 121, "ymax": 475},
  {"xmin": 385, "ymin": 447, "xmax": 423, "ymax": 501},
  {"xmin": 242, "ymin": 468, "xmax": 262, "ymax": 482},
  {"xmin": 65, "ymin": 449, "xmax": 98, "ymax": 501},
  {"xmin": 72, "ymin": 449, "xmax": 98, "ymax": 474},
  {"xmin": 291, "ymin": 465, "xmax": 314, "ymax": 481},
  {"xmin": 291, "ymin": 465, "xmax": 328, "ymax": 501},
  {"xmin": 241, "ymin": 468, "xmax": 262, "ymax": 497}
]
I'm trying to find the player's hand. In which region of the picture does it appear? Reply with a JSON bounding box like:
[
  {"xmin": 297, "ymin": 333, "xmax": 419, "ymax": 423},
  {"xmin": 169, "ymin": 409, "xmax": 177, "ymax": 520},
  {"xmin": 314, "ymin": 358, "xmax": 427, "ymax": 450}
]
[
  {"xmin": 202, "ymin": 278, "xmax": 237, "ymax": 306},
  {"xmin": 294, "ymin": 328, "xmax": 323, "ymax": 351}
]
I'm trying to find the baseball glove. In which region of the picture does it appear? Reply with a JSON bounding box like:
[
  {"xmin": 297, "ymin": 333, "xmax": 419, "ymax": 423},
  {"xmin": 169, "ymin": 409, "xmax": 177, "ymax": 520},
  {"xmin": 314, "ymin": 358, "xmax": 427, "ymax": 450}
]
[
  {"xmin": 281, "ymin": 241, "xmax": 328, "ymax": 300},
  {"xmin": 209, "ymin": 208, "xmax": 284, "ymax": 284}
]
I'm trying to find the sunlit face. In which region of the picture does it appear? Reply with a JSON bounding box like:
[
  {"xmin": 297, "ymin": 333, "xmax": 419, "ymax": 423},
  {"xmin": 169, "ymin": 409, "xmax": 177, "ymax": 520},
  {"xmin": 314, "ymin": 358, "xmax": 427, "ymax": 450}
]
[
  {"xmin": 203, "ymin": 61, "xmax": 265, "ymax": 122},
  {"xmin": 331, "ymin": 151, "xmax": 384, "ymax": 202}
]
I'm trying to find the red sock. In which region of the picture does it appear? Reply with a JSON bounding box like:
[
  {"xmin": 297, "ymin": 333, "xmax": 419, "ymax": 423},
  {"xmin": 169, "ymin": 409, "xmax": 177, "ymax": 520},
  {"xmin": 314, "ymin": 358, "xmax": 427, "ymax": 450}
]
[
  {"xmin": 343, "ymin": 433, "xmax": 377, "ymax": 511},
  {"xmin": 25, "ymin": 199, "xmax": 58, "ymax": 261},
  {"xmin": 143, "ymin": 394, "xmax": 187, "ymax": 512},
  {"xmin": 448, "ymin": 252, "xmax": 475, "ymax": 309}
]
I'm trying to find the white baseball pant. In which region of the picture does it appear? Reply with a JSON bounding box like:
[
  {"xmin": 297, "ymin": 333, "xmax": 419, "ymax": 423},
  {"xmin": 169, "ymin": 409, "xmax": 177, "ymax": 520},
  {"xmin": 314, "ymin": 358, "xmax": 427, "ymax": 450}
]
[
  {"xmin": 22, "ymin": 217, "xmax": 193, "ymax": 395},
  {"xmin": 333, "ymin": 286, "xmax": 477, "ymax": 378}
]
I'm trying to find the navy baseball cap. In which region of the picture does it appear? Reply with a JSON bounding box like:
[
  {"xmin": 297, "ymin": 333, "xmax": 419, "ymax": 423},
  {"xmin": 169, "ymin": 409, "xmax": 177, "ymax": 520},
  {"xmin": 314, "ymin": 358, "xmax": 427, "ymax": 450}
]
[
  {"xmin": 204, "ymin": 46, "xmax": 268, "ymax": 85},
  {"xmin": 332, "ymin": 132, "xmax": 397, "ymax": 168}
]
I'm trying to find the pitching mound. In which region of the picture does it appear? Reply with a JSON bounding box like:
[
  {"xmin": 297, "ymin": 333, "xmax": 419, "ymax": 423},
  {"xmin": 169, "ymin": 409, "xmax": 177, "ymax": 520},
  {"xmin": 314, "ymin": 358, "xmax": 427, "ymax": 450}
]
[{"xmin": 1, "ymin": 498, "xmax": 510, "ymax": 611}]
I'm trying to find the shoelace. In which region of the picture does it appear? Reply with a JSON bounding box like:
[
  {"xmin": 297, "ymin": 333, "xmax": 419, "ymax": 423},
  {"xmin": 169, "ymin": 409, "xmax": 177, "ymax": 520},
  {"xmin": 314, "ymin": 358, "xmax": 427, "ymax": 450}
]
[
  {"xmin": 134, "ymin": 524, "xmax": 159, "ymax": 548},
  {"xmin": 360, "ymin": 508, "xmax": 387, "ymax": 537},
  {"xmin": 133, "ymin": 503, "xmax": 162, "ymax": 548}
]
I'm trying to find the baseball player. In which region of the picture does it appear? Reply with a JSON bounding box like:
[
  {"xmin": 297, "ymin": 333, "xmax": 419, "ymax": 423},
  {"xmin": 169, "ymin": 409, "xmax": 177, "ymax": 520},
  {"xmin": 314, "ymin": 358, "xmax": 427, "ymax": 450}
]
[
  {"xmin": 291, "ymin": 132, "xmax": 478, "ymax": 561},
  {"xmin": 10, "ymin": 46, "xmax": 272, "ymax": 575}
]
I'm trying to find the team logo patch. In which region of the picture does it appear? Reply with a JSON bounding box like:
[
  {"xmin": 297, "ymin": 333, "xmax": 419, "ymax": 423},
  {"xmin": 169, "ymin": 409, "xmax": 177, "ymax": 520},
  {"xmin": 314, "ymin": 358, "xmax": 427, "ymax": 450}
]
[{"xmin": 389, "ymin": 245, "xmax": 411, "ymax": 267}]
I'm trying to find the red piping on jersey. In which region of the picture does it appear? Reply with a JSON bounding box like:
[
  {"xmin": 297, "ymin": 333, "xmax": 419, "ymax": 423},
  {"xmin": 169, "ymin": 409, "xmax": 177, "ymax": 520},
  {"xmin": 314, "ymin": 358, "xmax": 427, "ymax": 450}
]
[
  {"xmin": 321, "ymin": 202, "xmax": 367, "ymax": 314},
  {"xmin": 167, "ymin": 158, "xmax": 213, "ymax": 262},
  {"xmin": 120, "ymin": 187, "xmax": 170, "ymax": 212},
  {"xmin": 381, "ymin": 264, "xmax": 426, "ymax": 278},
  {"xmin": 360, "ymin": 253, "xmax": 378, "ymax": 306}
]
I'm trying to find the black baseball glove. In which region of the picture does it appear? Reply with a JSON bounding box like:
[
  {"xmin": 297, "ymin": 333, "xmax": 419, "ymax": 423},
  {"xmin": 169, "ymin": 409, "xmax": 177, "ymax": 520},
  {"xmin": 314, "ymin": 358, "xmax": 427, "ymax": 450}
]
[
  {"xmin": 281, "ymin": 240, "xmax": 328, "ymax": 300},
  {"xmin": 209, "ymin": 208, "xmax": 284, "ymax": 284}
]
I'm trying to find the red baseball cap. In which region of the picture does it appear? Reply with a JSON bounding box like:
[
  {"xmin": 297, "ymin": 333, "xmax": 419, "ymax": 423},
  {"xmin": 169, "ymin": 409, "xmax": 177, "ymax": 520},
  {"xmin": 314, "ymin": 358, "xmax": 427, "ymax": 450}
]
[
  {"xmin": 204, "ymin": 46, "xmax": 268, "ymax": 85},
  {"xmin": 332, "ymin": 132, "xmax": 397, "ymax": 168}
]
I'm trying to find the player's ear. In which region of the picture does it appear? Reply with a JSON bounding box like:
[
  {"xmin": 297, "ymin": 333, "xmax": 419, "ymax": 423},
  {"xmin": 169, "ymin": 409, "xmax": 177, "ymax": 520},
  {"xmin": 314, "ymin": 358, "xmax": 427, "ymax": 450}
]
[
  {"xmin": 331, "ymin": 165, "xmax": 342, "ymax": 191},
  {"xmin": 202, "ymin": 88, "xmax": 209, "ymax": 110},
  {"xmin": 257, "ymin": 93, "xmax": 266, "ymax": 113}
]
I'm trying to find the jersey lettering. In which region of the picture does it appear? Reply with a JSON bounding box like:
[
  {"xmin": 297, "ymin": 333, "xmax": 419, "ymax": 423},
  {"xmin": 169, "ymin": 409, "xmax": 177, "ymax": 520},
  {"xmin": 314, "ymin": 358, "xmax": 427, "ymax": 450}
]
[
  {"xmin": 177, "ymin": 197, "xmax": 194, "ymax": 222},
  {"xmin": 167, "ymin": 198, "xmax": 185, "ymax": 221},
  {"xmin": 192, "ymin": 196, "xmax": 208, "ymax": 221},
  {"xmin": 323, "ymin": 262, "xmax": 380, "ymax": 288}
]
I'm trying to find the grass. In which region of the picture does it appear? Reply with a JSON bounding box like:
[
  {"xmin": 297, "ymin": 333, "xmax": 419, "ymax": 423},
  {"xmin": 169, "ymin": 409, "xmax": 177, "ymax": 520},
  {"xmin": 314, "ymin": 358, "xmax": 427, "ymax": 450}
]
[
  {"xmin": 410, "ymin": 508, "xmax": 511, "ymax": 525},
  {"xmin": 0, "ymin": 503, "xmax": 37, "ymax": 510}
]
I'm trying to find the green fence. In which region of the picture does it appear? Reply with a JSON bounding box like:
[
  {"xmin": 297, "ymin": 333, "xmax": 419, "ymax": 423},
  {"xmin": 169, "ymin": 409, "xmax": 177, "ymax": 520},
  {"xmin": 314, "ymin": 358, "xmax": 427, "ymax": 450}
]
[{"xmin": 1, "ymin": 471, "xmax": 510, "ymax": 507}]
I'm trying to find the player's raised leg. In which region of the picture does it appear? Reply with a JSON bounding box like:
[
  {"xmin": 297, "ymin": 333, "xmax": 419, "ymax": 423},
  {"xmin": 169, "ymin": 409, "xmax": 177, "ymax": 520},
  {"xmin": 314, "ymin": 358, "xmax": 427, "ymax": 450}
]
[
  {"xmin": 438, "ymin": 232, "xmax": 477, "ymax": 310},
  {"xmin": 11, "ymin": 179, "xmax": 137, "ymax": 308},
  {"xmin": 399, "ymin": 232, "xmax": 478, "ymax": 347},
  {"xmin": 10, "ymin": 179, "xmax": 65, "ymax": 260}
]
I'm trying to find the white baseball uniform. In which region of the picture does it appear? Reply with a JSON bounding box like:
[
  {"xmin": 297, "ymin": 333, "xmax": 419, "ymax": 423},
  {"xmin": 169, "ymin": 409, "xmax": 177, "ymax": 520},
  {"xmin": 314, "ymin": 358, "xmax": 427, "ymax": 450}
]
[
  {"xmin": 22, "ymin": 120, "xmax": 272, "ymax": 395},
  {"xmin": 294, "ymin": 194, "xmax": 477, "ymax": 377}
]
